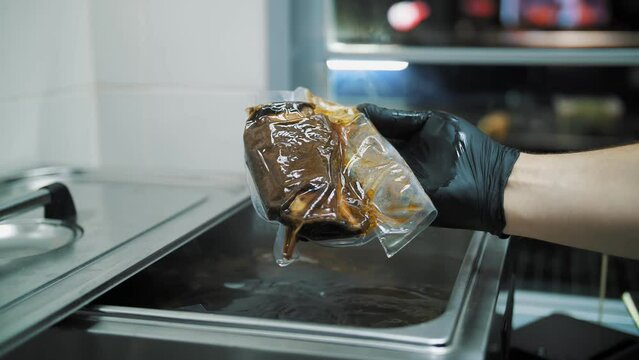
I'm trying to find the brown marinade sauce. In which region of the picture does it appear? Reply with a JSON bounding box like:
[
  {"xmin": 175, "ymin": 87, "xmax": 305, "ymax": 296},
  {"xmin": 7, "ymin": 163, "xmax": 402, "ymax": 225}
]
[{"xmin": 244, "ymin": 102, "xmax": 373, "ymax": 259}]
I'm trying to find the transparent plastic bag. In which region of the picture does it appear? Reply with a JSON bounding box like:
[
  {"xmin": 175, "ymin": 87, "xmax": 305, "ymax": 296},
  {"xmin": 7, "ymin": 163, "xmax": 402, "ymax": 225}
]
[{"xmin": 243, "ymin": 88, "xmax": 437, "ymax": 266}]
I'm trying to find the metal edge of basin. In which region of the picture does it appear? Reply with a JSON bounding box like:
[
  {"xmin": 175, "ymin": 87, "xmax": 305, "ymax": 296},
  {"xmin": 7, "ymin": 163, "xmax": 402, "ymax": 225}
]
[{"xmin": 80, "ymin": 230, "xmax": 488, "ymax": 347}]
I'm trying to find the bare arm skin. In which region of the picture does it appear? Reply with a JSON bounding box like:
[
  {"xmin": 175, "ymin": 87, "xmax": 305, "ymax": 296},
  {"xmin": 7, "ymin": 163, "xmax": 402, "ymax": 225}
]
[{"xmin": 504, "ymin": 144, "xmax": 639, "ymax": 259}]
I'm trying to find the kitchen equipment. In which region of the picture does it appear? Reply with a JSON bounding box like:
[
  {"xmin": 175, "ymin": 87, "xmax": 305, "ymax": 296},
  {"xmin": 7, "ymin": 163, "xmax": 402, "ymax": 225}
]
[
  {"xmin": 0, "ymin": 183, "xmax": 81, "ymax": 260},
  {"xmin": 623, "ymin": 291, "xmax": 639, "ymax": 328},
  {"xmin": 511, "ymin": 314, "xmax": 639, "ymax": 359},
  {"xmin": 0, "ymin": 168, "xmax": 248, "ymax": 356},
  {"xmin": 0, "ymin": 168, "xmax": 512, "ymax": 359},
  {"xmin": 95, "ymin": 204, "xmax": 480, "ymax": 344}
]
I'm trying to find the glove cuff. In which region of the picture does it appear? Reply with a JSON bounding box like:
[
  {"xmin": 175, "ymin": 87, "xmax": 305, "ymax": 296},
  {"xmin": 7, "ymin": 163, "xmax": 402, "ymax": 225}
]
[{"xmin": 490, "ymin": 146, "xmax": 520, "ymax": 238}]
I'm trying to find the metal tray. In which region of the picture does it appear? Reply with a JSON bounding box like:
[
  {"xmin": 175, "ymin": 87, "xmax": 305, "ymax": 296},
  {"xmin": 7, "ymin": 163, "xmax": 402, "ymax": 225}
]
[{"xmin": 93, "ymin": 204, "xmax": 486, "ymax": 346}]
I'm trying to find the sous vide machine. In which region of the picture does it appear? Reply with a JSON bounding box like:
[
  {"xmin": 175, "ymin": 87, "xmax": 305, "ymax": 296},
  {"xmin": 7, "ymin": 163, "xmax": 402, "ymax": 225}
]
[{"xmin": 0, "ymin": 167, "xmax": 512, "ymax": 360}]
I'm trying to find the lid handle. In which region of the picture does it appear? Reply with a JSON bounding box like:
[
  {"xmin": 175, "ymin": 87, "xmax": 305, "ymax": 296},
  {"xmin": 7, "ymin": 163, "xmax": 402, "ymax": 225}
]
[{"xmin": 0, "ymin": 182, "xmax": 77, "ymax": 222}]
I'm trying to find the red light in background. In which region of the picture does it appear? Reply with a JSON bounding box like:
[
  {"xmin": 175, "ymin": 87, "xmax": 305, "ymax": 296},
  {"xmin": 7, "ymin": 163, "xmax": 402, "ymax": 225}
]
[
  {"xmin": 387, "ymin": 1, "xmax": 431, "ymax": 32},
  {"xmin": 463, "ymin": 0, "xmax": 496, "ymax": 18},
  {"xmin": 525, "ymin": 3, "xmax": 559, "ymax": 27}
]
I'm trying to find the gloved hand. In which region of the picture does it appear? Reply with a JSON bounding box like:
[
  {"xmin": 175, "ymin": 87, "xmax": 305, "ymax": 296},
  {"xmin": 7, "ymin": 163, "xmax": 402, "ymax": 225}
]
[{"xmin": 357, "ymin": 104, "xmax": 520, "ymax": 237}]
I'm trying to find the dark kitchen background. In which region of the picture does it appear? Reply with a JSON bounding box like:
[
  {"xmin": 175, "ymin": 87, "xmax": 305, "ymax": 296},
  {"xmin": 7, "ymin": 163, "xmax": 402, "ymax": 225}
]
[
  {"xmin": 1, "ymin": 0, "xmax": 637, "ymax": 353},
  {"xmin": 267, "ymin": 0, "xmax": 639, "ymax": 338}
]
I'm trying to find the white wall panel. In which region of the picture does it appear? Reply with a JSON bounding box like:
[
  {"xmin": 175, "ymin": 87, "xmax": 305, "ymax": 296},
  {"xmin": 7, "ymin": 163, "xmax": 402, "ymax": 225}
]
[
  {"xmin": 90, "ymin": 0, "xmax": 267, "ymax": 90},
  {"xmin": 0, "ymin": 0, "xmax": 99, "ymax": 169},
  {"xmin": 97, "ymin": 89, "xmax": 254, "ymax": 173},
  {"xmin": 0, "ymin": 0, "xmax": 268, "ymax": 174},
  {"xmin": 0, "ymin": 0, "xmax": 94, "ymax": 97}
]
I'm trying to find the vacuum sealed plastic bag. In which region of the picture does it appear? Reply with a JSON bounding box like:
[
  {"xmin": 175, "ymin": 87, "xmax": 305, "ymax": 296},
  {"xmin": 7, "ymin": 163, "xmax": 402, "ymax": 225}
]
[{"xmin": 243, "ymin": 88, "xmax": 437, "ymax": 266}]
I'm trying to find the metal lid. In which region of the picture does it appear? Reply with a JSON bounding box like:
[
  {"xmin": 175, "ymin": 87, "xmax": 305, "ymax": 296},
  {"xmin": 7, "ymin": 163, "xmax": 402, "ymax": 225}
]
[{"xmin": 0, "ymin": 219, "xmax": 82, "ymax": 260}]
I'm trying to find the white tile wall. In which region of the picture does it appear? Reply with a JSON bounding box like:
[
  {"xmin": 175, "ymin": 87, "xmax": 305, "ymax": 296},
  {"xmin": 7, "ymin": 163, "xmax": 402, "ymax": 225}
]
[
  {"xmin": 91, "ymin": 0, "xmax": 268, "ymax": 174},
  {"xmin": 0, "ymin": 0, "xmax": 99, "ymax": 169},
  {"xmin": 90, "ymin": 0, "xmax": 267, "ymax": 90},
  {"xmin": 0, "ymin": 90, "xmax": 99, "ymax": 169},
  {"xmin": 0, "ymin": 0, "xmax": 95, "ymax": 98},
  {"xmin": 0, "ymin": 0, "xmax": 268, "ymax": 174},
  {"xmin": 97, "ymin": 89, "xmax": 254, "ymax": 173},
  {"xmin": 36, "ymin": 90, "xmax": 99, "ymax": 167},
  {"xmin": 0, "ymin": 99, "xmax": 40, "ymax": 168}
]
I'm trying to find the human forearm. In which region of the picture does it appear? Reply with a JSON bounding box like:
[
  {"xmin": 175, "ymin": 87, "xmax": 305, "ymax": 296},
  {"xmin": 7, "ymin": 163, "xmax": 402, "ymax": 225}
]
[
  {"xmin": 357, "ymin": 103, "xmax": 639, "ymax": 258},
  {"xmin": 503, "ymin": 145, "xmax": 639, "ymax": 259}
]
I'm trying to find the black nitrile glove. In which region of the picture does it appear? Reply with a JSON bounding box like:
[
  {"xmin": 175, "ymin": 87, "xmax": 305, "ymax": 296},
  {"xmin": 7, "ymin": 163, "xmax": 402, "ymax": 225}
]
[{"xmin": 357, "ymin": 104, "xmax": 520, "ymax": 237}]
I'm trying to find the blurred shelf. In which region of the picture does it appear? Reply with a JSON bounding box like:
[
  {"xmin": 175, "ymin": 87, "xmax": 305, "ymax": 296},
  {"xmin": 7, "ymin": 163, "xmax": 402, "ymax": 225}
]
[
  {"xmin": 503, "ymin": 133, "xmax": 634, "ymax": 152},
  {"xmin": 328, "ymin": 43, "xmax": 639, "ymax": 66},
  {"xmin": 510, "ymin": 237, "xmax": 637, "ymax": 295}
]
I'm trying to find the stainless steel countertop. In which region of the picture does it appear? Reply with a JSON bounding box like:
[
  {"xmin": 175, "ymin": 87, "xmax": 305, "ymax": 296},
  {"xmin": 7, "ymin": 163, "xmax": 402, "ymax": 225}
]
[
  {"xmin": 0, "ymin": 168, "xmax": 250, "ymax": 356},
  {"xmin": 1, "ymin": 167, "xmax": 509, "ymax": 359}
]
